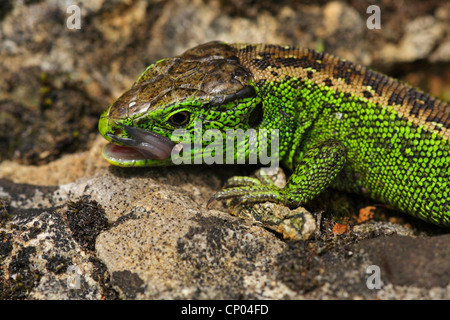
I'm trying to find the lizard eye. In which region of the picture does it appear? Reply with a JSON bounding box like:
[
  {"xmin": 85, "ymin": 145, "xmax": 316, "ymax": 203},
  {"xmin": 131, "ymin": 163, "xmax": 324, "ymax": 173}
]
[
  {"xmin": 248, "ymin": 102, "xmax": 263, "ymax": 128},
  {"xmin": 168, "ymin": 111, "xmax": 190, "ymax": 127}
]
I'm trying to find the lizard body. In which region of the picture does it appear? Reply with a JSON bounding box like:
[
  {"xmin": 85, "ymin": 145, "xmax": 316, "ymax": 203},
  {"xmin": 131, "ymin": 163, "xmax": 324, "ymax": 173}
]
[{"xmin": 98, "ymin": 41, "xmax": 450, "ymax": 228}]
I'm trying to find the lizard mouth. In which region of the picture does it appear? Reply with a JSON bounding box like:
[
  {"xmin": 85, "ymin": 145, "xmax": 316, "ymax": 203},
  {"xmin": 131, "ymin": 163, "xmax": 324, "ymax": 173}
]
[{"xmin": 102, "ymin": 122, "xmax": 175, "ymax": 164}]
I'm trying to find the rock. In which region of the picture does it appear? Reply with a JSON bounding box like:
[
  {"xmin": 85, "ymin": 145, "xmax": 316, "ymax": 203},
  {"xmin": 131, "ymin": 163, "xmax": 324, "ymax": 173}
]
[{"xmin": 358, "ymin": 234, "xmax": 450, "ymax": 290}]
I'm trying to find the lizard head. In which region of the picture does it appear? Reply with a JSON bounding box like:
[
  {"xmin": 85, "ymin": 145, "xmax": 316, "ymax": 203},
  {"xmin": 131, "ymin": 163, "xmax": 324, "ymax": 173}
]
[{"xmin": 98, "ymin": 41, "xmax": 263, "ymax": 167}]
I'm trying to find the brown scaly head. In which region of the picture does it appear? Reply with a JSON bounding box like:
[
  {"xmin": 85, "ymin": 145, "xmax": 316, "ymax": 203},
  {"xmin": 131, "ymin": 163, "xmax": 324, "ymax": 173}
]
[{"xmin": 98, "ymin": 41, "xmax": 261, "ymax": 167}]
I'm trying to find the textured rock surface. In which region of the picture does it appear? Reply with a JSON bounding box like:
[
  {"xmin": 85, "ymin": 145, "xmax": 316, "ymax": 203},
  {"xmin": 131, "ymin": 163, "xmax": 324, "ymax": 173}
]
[{"xmin": 1, "ymin": 0, "xmax": 449, "ymax": 300}]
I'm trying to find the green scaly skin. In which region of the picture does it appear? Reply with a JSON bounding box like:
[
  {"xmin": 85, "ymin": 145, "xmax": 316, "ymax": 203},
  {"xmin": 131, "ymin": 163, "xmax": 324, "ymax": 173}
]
[{"xmin": 98, "ymin": 41, "xmax": 450, "ymax": 230}]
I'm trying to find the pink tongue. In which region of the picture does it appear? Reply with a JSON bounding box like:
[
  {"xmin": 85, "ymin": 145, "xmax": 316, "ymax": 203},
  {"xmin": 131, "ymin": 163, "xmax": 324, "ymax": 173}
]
[{"xmin": 103, "ymin": 143, "xmax": 148, "ymax": 161}]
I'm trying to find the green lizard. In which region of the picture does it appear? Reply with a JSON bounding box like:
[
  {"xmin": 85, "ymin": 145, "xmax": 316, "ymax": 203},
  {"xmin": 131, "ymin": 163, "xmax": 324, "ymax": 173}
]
[{"xmin": 98, "ymin": 41, "xmax": 450, "ymax": 233}]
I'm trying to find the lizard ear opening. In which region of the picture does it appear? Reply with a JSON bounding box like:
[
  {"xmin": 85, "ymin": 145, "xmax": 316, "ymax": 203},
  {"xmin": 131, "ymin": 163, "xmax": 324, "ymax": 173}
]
[{"xmin": 248, "ymin": 102, "xmax": 263, "ymax": 128}]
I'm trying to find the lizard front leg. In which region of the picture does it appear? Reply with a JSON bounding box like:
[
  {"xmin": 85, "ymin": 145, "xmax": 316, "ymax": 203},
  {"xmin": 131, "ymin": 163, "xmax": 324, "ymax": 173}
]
[{"xmin": 208, "ymin": 140, "xmax": 347, "ymax": 239}]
